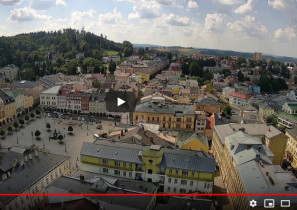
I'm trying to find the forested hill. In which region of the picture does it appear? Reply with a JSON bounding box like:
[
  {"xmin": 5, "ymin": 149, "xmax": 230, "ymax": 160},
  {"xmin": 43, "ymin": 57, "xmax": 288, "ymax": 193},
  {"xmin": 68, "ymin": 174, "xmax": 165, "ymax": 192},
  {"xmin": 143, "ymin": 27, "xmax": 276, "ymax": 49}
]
[{"xmin": 0, "ymin": 28, "xmax": 124, "ymax": 67}]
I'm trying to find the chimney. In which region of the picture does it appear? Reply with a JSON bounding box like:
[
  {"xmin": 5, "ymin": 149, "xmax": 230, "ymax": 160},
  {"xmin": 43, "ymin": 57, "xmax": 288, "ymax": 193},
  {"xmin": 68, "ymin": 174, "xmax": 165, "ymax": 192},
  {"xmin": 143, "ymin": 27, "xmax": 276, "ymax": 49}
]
[{"xmin": 268, "ymin": 128, "xmax": 271, "ymax": 132}]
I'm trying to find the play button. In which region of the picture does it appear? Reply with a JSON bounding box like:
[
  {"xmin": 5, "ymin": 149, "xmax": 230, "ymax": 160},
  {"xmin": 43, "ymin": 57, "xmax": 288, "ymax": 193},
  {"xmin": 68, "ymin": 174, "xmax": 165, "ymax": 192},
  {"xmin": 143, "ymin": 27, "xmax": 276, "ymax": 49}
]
[
  {"xmin": 117, "ymin": 97, "xmax": 125, "ymax": 106},
  {"xmin": 106, "ymin": 90, "xmax": 136, "ymax": 112}
]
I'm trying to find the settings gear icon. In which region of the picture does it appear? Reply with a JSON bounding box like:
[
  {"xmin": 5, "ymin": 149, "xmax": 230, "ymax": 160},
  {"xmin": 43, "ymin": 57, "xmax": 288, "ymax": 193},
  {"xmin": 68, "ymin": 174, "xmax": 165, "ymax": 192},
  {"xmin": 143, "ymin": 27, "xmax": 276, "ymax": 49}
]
[{"xmin": 250, "ymin": 199, "xmax": 257, "ymax": 208}]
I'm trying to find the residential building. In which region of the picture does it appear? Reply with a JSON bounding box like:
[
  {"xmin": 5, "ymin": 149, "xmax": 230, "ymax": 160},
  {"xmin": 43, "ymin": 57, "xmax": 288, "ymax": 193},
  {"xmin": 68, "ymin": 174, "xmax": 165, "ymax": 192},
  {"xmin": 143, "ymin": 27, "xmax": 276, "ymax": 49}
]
[
  {"xmin": 10, "ymin": 80, "xmax": 44, "ymax": 104},
  {"xmin": 287, "ymin": 89, "xmax": 297, "ymax": 101},
  {"xmin": 0, "ymin": 64, "xmax": 19, "ymax": 82},
  {"xmin": 47, "ymin": 171, "xmax": 158, "ymax": 210},
  {"xmin": 66, "ymin": 91, "xmax": 82, "ymax": 113},
  {"xmin": 229, "ymin": 92, "xmax": 252, "ymax": 107},
  {"xmin": 0, "ymin": 89, "xmax": 16, "ymax": 125},
  {"xmin": 24, "ymin": 95, "xmax": 34, "ymax": 112},
  {"xmin": 115, "ymin": 72, "xmax": 131, "ymax": 83},
  {"xmin": 0, "ymin": 148, "xmax": 70, "ymax": 210},
  {"xmin": 176, "ymin": 131, "xmax": 209, "ymax": 153},
  {"xmin": 282, "ymin": 102, "xmax": 297, "ymax": 114},
  {"xmin": 2, "ymin": 89, "xmax": 27, "ymax": 115},
  {"xmin": 248, "ymin": 84, "xmax": 261, "ymax": 94},
  {"xmin": 253, "ymin": 52, "xmax": 262, "ymax": 61},
  {"xmin": 89, "ymin": 90, "xmax": 106, "ymax": 116},
  {"xmin": 212, "ymin": 128, "xmax": 297, "ymax": 209},
  {"xmin": 133, "ymin": 102, "xmax": 196, "ymax": 130},
  {"xmin": 284, "ymin": 127, "xmax": 297, "ymax": 176},
  {"xmin": 108, "ymin": 123, "xmax": 176, "ymax": 147},
  {"xmin": 259, "ymin": 101, "xmax": 275, "ymax": 121},
  {"xmin": 195, "ymin": 96, "xmax": 221, "ymax": 113},
  {"xmin": 40, "ymin": 86, "xmax": 61, "ymax": 109},
  {"xmin": 80, "ymin": 140, "xmax": 216, "ymax": 194},
  {"xmin": 213, "ymin": 123, "xmax": 288, "ymax": 167},
  {"xmin": 195, "ymin": 112, "xmax": 207, "ymax": 133}
]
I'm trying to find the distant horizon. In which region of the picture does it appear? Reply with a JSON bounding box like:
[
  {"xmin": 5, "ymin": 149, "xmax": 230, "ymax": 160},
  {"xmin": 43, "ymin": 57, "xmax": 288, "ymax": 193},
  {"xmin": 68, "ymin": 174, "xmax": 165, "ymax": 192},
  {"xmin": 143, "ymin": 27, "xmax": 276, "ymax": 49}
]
[{"xmin": 1, "ymin": 0, "xmax": 297, "ymax": 57}]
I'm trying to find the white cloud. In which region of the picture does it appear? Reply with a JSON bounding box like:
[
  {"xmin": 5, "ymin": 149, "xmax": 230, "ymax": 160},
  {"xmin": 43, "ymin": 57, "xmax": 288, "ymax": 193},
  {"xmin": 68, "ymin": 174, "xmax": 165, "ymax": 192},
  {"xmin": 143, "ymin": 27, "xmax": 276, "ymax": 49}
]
[
  {"xmin": 0, "ymin": 0, "xmax": 22, "ymax": 5},
  {"xmin": 163, "ymin": 13, "xmax": 191, "ymax": 26},
  {"xmin": 8, "ymin": 7, "xmax": 51, "ymax": 22},
  {"xmin": 188, "ymin": 0, "xmax": 198, "ymax": 8},
  {"xmin": 98, "ymin": 8, "xmax": 126, "ymax": 25},
  {"xmin": 217, "ymin": 0, "xmax": 242, "ymax": 5},
  {"xmin": 268, "ymin": 0, "xmax": 297, "ymax": 14},
  {"xmin": 235, "ymin": 0, "xmax": 255, "ymax": 14},
  {"xmin": 155, "ymin": 0, "xmax": 177, "ymax": 6},
  {"xmin": 128, "ymin": 0, "xmax": 162, "ymax": 19},
  {"xmin": 227, "ymin": 15, "xmax": 267, "ymax": 37},
  {"xmin": 274, "ymin": 27, "xmax": 297, "ymax": 40},
  {"xmin": 204, "ymin": 13, "xmax": 226, "ymax": 32},
  {"xmin": 70, "ymin": 10, "xmax": 96, "ymax": 29},
  {"xmin": 56, "ymin": 0, "xmax": 66, "ymax": 6}
]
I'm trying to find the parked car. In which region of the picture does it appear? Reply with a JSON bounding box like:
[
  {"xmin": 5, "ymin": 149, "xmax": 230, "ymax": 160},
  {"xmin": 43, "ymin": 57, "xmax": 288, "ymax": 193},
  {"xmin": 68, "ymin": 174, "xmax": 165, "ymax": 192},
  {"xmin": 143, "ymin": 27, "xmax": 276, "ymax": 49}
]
[{"xmin": 96, "ymin": 125, "xmax": 102, "ymax": 129}]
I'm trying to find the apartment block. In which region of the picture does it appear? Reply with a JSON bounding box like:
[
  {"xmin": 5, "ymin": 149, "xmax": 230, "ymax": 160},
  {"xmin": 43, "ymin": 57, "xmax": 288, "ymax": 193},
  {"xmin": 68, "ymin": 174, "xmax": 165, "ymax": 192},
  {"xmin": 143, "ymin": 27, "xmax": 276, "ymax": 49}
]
[{"xmin": 80, "ymin": 140, "xmax": 216, "ymax": 194}]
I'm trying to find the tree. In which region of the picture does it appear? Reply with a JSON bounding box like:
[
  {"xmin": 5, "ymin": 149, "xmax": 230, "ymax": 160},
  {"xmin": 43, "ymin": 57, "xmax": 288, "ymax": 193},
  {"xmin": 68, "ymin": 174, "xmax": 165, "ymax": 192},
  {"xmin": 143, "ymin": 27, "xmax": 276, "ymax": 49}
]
[
  {"xmin": 92, "ymin": 81, "xmax": 101, "ymax": 89},
  {"xmin": 25, "ymin": 115, "xmax": 30, "ymax": 123},
  {"xmin": 108, "ymin": 60, "xmax": 116, "ymax": 74},
  {"xmin": 19, "ymin": 119, "xmax": 24, "ymax": 127},
  {"xmin": 204, "ymin": 82, "xmax": 215, "ymax": 94},
  {"xmin": 278, "ymin": 125, "xmax": 286, "ymax": 134},
  {"xmin": 58, "ymin": 135, "xmax": 63, "ymax": 140},
  {"xmin": 122, "ymin": 41, "xmax": 133, "ymax": 57},
  {"xmin": 7, "ymin": 126, "xmax": 12, "ymax": 134},
  {"xmin": 30, "ymin": 113, "xmax": 35, "ymax": 119},
  {"xmin": 222, "ymin": 69, "xmax": 231, "ymax": 78},
  {"xmin": 265, "ymin": 115, "xmax": 277, "ymax": 127},
  {"xmin": 68, "ymin": 126, "xmax": 73, "ymax": 134},
  {"xmin": 0, "ymin": 130, "xmax": 5, "ymax": 139},
  {"xmin": 189, "ymin": 61, "xmax": 203, "ymax": 77},
  {"xmin": 13, "ymin": 122, "xmax": 19, "ymax": 130},
  {"xmin": 35, "ymin": 130, "xmax": 41, "ymax": 139},
  {"xmin": 238, "ymin": 71, "xmax": 244, "ymax": 82},
  {"xmin": 46, "ymin": 123, "xmax": 51, "ymax": 131},
  {"xmin": 35, "ymin": 110, "xmax": 41, "ymax": 115},
  {"xmin": 223, "ymin": 105, "xmax": 232, "ymax": 116}
]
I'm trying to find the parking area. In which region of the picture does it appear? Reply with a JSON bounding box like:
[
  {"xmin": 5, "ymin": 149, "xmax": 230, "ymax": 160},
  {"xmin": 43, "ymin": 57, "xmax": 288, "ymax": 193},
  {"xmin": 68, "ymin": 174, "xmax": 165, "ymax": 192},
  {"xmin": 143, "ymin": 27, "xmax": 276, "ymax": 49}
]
[{"xmin": 0, "ymin": 114, "xmax": 128, "ymax": 175}]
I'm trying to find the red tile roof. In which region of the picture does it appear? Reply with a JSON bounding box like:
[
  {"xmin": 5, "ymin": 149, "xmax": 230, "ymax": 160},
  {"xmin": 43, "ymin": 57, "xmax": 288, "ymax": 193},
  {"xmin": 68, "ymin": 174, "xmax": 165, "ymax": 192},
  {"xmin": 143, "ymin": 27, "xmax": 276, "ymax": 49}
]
[
  {"xmin": 206, "ymin": 116, "xmax": 214, "ymax": 129},
  {"xmin": 230, "ymin": 92, "xmax": 252, "ymax": 100}
]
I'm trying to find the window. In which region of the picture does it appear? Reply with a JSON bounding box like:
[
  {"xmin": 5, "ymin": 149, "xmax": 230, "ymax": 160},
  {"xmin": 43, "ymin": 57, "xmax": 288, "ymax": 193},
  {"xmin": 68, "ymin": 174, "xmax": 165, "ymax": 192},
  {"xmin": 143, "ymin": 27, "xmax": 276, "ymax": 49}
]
[
  {"xmin": 20, "ymin": 197, "xmax": 24, "ymax": 204},
  {"xmin": 103, "ymin": 159, "xmax": 108, "ymax": 164},
  {"xmin": 157, "ymin": 117, "xmax": 159, "ymax": 122},
  {"xmin": 59, "ymin": 168, "xmax": 62, "ymax": 174},
  {"xmin": 46, "ymin": 178, "xmax": 49, "ymax": 184},
  {"xmin": 123, "ymin": 162, "xmax": 127, "ymax": 167},
  {"xmin": 169, "ymin": 117, "xmax": 171, "ymax": 121},
  {"xmin": 129, "ymin": 172, "xmax": 132, "ymax": 177},
  {"xmin": 50, "ymin": 174, "xmax": 53, "ymax": 181},
  {"xmin": 168, "ymin": 178, "xmax": 171, "ymax": 183},
  {"xmin": 181, "ymin": 180, "xmax": 187, "ymax": 185},
  {"xmin": 179, "ymin": 188, "xmax": 186, "ymax": 193},
  {"xmin": 182, "ymin": 170, "xmax": 188, "ymax": 176},
  {"xmin": 114, "ymin": 170, "xmax": 120, "ymax": 176},
  {"xmin": 173, "ymin": 188, "xmax": 176, "ymax": 193},
  {"xmin": 103, "ymin": 168, "xmax": 108, "ymax": 173},
  {"xmin": 41, "ymin": 181, "xmax": 44, "ymax": 188},
  {"xmin": 115, "ymin": 161, "xmax": 120, "ymax": 166},
  {"xmin": 149, "ymin": 159, "xmax": 153, "ymax": 163},
  {"xmin": 129, "ymin": 163, "xmax": 133, "ymax": 168},
  {"xmin": 190, "ymin": 181, "xmax": 194, "ymax": 186},
  {"xmin": 177, "ymin": 118, "xmax": 181, "ymax": 122},
  {"xmin": 35, "ymin": 186, "xmax": 38, "ymax": 192},
  {"xmin": 123, "ymin": 171, "xmax": 126, "ymax": 177},
  {"xmin": 174, "ymin": 179, "xmax": 178, "ymax": 184},
  {"xmin": 148, "ymin": 169, "xmax": 153, "ymax": 174},
  {"xmin": 169, "ymin": 169, "xmax": 172, "ymax": 174},
  {"xmin": 167, "ymin": 187, "xmax": 170, "ymax": 191},
  {"xmin": 148, "ymin": 178, "xmax": 152, "ymax": 182},
  {"xmin": 191, "ymin": 171, "xmax": 195, "ymax": 177},
  {"xmin": 175, "ymin": 169, "xmax": 178, "ymax": 175}
]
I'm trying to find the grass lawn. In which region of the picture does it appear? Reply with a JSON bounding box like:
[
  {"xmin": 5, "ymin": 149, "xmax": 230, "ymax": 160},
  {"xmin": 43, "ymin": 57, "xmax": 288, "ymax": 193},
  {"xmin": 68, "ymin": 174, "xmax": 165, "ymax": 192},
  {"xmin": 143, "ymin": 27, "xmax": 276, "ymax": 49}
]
[{"xmin": 107, "ymin": 50, "xmax": 119, "ymax": 55}]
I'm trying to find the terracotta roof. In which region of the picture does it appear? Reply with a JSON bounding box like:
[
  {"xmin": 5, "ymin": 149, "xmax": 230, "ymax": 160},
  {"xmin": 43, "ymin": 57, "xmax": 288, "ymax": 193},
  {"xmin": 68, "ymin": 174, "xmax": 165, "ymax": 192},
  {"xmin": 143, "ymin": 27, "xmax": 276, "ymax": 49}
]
[{"xmin": 230, "ymin": 92, "xmax": 252, "ymax": 100}]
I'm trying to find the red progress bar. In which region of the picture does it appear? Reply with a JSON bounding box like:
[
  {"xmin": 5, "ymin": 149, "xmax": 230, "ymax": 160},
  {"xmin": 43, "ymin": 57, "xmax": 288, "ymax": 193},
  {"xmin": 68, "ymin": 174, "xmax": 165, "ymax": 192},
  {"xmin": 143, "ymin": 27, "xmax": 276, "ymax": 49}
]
[{"xmin": 0, "ymin": 193, "xmax": 297, "ymax": 196}]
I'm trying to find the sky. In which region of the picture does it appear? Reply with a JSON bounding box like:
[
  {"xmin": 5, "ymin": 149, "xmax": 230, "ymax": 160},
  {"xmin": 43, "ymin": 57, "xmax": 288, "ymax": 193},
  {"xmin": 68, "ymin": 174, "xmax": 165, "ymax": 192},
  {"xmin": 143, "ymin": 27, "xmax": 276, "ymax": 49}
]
[{"xmin": 0, "ymin": 0, "xmax": 297, "ymax": 57}]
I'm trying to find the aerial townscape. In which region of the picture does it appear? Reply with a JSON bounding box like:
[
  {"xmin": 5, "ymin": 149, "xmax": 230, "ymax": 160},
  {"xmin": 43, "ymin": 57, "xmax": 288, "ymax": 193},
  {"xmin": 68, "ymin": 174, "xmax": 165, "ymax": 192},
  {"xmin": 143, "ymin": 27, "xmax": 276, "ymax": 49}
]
[{"xmin": 1, "ymin": 0, "xmax": 297, "ymax": 209}]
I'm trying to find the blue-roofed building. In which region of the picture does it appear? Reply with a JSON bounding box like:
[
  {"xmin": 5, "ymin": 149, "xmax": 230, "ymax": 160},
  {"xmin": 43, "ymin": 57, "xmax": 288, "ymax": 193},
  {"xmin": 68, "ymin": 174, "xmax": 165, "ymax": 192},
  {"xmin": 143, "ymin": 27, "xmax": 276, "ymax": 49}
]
[
  {"xmin": 80, "ymin": 140, "xmax": 216, "ymax": 194},
  {"xmin": 248, "ymin": 84, "xmax": 261, "ymax": 94}
]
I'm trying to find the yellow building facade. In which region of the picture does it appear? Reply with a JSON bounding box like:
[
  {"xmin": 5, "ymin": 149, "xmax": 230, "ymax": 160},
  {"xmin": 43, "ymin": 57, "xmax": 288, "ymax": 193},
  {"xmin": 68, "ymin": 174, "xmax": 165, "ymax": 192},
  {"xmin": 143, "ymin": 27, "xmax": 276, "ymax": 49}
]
[
  {"xmin": 285, "ymin": 129, "xmax": 297, "ymax": 173},
  {"xmin": 81, "ymin": 141, "xmax": 215, "ymax": 194}
]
